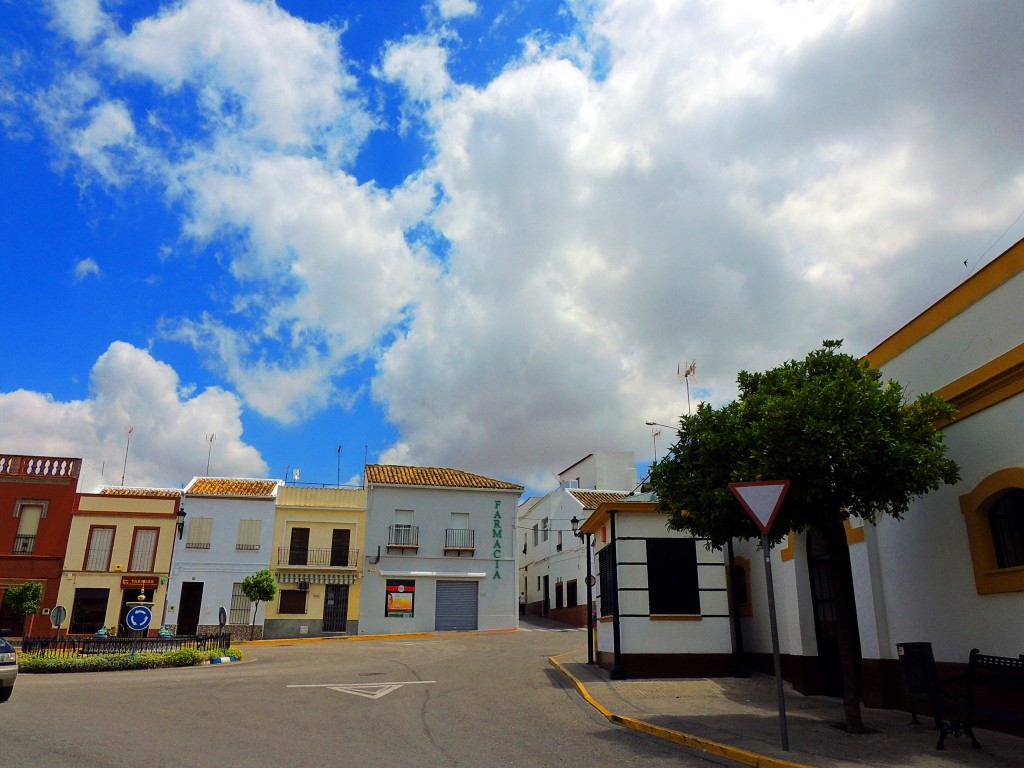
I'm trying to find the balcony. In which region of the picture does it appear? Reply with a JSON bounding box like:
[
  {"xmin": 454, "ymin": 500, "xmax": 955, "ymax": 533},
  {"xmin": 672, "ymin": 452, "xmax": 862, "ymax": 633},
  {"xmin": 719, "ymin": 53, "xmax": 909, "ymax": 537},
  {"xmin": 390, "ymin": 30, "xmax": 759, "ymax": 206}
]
[
  {"xmin": 13, "ymin": 534, "xmax": 35, "ymax": 555},
  {"xmin": 387, "ymin": 524, "xmax": 419, "ymax": 551},
  {"xmin": 276, "ymin": 547, "xmax": 360, "ymax": 568},
  {"xmin": 444, "ymin": 528, "xmax": 475, "ymax": 556}
]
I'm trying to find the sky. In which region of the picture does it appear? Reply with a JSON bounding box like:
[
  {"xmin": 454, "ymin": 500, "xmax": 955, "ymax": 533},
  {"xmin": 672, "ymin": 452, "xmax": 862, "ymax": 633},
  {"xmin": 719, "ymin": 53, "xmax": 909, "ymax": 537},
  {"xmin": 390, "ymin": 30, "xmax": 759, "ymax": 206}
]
[{"xmin": 2, "ymin": 1, "xmax": 1024, "ymax": 497}]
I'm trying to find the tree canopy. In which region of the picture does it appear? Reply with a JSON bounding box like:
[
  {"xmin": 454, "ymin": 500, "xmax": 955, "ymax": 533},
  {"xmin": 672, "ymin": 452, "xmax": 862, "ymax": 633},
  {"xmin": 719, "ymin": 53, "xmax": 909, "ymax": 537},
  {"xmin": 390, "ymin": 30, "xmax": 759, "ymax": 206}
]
[
  {"xmin": 3, "ymin": 581, "xmax": 43, "ymax": 618},
  {"xmin": 651, "ymin": 340, "xmax": 961, "ymax": 546},
  {"xmin": 241, "ymin": 569, "xmax": 277, "ymax": 626}
]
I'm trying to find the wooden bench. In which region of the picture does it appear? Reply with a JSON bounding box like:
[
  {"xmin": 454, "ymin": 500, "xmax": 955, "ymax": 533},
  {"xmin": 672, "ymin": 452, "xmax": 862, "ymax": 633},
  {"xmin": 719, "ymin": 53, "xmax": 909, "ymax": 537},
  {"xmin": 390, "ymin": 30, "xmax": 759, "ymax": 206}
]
[{"xmin": 932, "ymin": 648, "xmax": 1024, "ymax": 750}]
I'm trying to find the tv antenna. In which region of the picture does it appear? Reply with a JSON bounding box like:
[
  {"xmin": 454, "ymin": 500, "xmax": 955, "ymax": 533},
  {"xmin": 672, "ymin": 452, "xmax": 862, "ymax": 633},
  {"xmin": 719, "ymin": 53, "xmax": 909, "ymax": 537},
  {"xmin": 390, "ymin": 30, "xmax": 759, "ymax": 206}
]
[
  {"xmin": 205, "ymin": 433, "xmax": 216, "ymax": 475},
  {"xmin": 120, "ymin": 425, "xmax": 135, "ymax": 487},
  {"xmin": 678, "ymin": 361, "xmax": 697, "ymax": 415}
]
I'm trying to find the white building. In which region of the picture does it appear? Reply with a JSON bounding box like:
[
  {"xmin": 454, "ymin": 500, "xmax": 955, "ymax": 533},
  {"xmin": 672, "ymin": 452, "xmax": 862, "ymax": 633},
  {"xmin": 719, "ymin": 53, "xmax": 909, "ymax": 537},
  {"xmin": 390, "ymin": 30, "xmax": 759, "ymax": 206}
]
[
  {"xmin": 728, "ymin": 236, "xmax": 1024, "ymax": 708},
  {"xmin": 164, "ymin": 477, "xmax": 279, "ymax": 639},
  {"xmin": 518, "ymin": 452, "xmax": 637, "ymax": 625},
  {"xmin": 580, "ymin": 491, "xmax": 733, "ymax": 679},
  {"xmin": 358, "ymin": 465, "xmax": 523, "ymax": 634}
]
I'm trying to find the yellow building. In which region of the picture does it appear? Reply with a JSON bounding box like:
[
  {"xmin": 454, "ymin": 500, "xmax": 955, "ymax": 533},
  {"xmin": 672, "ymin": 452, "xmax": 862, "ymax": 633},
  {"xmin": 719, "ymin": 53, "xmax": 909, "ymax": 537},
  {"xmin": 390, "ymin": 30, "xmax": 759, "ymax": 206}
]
[
  {"xmin": 264, "ymin": 486, "xmax": 367, "ymax": 638},
  {"xmin": 57, "ymin": 489, "xmax": 182, "ymax": 636}
]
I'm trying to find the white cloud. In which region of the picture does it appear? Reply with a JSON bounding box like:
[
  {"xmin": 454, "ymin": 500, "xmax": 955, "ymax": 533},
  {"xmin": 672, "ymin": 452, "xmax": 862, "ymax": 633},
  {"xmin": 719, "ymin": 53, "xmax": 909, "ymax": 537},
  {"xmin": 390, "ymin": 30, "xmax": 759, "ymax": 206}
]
[
  {"xmin": 49, "ymin": 0, "xmax": 112, "ymax": 44},
  {"xmin": 31, "ymin": 0, "xmax": 1024, "ymax": 490},
  {"xmin": 436, "ymin": 0, "xmax": 477, "ymax": 21},
  {"xmin": 0, "ymin": 342, "xmax": 267, "ymax": 488},
  {"xmin": 73, "ymin": 257, "xmax": 101, "ymax": 282}
]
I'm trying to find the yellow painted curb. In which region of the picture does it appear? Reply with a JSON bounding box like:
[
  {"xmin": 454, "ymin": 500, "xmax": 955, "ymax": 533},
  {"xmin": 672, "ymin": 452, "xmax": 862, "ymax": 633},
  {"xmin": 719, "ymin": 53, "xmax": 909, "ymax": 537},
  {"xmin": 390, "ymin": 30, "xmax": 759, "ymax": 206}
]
[
  {"xmin": 241, "ymin": 627, "xmax": 518, "ymax": 646},
  {"xmin": 549, "ymin": 655, "xmax": 813, "ymax": 768}
]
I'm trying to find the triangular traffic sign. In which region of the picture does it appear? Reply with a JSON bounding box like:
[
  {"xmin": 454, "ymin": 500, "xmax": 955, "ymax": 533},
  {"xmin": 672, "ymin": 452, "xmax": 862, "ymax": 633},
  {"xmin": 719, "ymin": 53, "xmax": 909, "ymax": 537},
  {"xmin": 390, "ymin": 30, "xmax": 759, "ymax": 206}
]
[{"xmin": 729, "ymin": 480, "xmax": 790, "ymax": 535}]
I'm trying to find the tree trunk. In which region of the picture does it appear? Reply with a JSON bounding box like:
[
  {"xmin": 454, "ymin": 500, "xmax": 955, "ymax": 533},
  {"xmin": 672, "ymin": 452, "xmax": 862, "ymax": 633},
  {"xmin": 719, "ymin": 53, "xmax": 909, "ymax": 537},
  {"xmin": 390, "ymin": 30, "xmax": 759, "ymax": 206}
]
[{"xmin": 822, "ymin": 518, "xmax": 864, "ymax": 733}]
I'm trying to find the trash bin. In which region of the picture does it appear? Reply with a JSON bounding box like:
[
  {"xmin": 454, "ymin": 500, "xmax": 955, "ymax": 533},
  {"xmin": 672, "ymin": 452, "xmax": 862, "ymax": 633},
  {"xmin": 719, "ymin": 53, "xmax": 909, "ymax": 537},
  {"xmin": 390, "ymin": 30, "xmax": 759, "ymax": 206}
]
[{"xmin": 897, "ymin": 642, "xmax": 937, "ymax": 724}]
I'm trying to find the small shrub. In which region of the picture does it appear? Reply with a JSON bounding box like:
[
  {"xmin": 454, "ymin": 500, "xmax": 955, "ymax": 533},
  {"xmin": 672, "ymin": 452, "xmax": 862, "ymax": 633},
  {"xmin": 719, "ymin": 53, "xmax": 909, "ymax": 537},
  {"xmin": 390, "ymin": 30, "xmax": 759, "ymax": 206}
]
[{"xmin": 19, "ymin": 646, "xmax": 234, "ymax": 673}]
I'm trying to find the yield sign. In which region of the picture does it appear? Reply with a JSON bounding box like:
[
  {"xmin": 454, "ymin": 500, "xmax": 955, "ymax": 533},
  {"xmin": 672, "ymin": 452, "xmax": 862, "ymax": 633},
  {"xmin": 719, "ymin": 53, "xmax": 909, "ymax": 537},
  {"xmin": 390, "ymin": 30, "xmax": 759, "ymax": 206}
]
[{"xmin": 729, "ymin": 480, "xmax": 790, "ymax": 536}]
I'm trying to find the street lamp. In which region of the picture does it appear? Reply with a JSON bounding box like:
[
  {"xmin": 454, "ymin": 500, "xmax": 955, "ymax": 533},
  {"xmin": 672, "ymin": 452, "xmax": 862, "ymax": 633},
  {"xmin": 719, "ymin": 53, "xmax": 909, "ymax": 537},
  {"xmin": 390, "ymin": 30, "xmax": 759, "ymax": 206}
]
[
  {"xmin": 644, "ymin": 421, "xmax": 676, "ymax": 429},
  {"xmin": 570, "ymin": 516, "xmax": 596, "ymax": 665},
  {"xmin": 176, "ymin": 508, "xmax": 187, "ymax": 540}
]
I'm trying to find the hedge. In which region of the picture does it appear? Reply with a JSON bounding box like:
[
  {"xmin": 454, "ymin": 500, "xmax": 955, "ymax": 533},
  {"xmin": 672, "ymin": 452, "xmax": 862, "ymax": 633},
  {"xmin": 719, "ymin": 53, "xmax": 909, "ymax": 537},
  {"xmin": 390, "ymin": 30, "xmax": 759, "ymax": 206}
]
[{"xmin": 19, "ymin": 646, "xmax": 243, "ymax": 673}]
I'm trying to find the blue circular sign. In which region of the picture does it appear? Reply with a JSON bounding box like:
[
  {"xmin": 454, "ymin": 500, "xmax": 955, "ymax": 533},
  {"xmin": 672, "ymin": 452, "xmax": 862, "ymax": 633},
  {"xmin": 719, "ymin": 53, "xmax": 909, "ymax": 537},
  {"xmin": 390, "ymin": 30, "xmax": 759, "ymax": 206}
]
[{"xmin": 125, "ymin": 605, "xmax": 153, "ymax": 631}]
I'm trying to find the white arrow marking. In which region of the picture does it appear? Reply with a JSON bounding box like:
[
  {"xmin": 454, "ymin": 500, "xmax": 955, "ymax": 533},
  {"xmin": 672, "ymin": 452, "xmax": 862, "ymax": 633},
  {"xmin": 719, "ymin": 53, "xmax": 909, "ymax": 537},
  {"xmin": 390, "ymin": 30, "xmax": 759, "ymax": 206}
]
[{"xmin": 288, "ymin": 681, "xmax": 434, "ymax": 700}]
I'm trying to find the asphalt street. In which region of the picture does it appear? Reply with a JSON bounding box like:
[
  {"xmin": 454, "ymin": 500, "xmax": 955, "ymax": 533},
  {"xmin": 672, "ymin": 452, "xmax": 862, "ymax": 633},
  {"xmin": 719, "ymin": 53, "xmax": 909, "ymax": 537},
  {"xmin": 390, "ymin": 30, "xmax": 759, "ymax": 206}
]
[{"xmin": 3, "ymin": 624, "xmax": 730, "ymax": 768}]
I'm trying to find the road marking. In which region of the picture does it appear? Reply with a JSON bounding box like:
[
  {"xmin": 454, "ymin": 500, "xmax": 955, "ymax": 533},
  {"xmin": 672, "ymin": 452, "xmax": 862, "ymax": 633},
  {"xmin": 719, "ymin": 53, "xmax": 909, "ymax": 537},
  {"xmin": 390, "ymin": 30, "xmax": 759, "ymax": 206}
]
[{"xmin": 288, "ymin": 681, "xmax": 435, "ymax": 700}]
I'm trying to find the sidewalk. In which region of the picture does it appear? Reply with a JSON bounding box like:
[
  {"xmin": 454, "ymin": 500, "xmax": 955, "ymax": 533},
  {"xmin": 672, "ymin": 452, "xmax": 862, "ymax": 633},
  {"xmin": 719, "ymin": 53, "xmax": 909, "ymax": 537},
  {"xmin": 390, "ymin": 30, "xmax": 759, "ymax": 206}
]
[{"xmin": 551, "ymin": 650, "xmax": 1022, "ymax": 768}]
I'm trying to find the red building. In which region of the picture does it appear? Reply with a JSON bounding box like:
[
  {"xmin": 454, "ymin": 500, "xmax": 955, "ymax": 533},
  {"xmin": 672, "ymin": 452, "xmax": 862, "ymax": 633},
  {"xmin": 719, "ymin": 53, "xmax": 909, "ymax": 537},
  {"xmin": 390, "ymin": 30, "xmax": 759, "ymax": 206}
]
[{"xmin": 0, "ymin": 454, "xmax": 82, "ymax": 636}]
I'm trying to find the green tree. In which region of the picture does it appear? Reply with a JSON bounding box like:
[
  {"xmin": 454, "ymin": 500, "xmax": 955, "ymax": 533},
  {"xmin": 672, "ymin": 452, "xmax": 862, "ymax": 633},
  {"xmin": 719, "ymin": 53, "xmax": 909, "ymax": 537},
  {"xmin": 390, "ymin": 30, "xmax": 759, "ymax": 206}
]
[
  {"xmin": 240, "ymin": 569, "xmax": 277, "ymax": 627},
  {"xmin": 3, "ymin": 580, "xmax": 44, "ymax": 636},
  {"xmin": 650, "ymin": 340, "xmax": 960, "ymax": 733}
]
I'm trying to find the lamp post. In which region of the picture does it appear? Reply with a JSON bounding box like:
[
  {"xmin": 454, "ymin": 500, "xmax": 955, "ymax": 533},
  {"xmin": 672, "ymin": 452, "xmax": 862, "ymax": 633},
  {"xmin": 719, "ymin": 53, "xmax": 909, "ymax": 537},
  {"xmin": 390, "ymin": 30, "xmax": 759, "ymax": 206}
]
[
  {"xmin": 570, "ymin": 516, "xmax": 595, "ymax": 665},
  {"xmin": 176, "ymin": 508, "xmax": 187, "ymax": 540}
]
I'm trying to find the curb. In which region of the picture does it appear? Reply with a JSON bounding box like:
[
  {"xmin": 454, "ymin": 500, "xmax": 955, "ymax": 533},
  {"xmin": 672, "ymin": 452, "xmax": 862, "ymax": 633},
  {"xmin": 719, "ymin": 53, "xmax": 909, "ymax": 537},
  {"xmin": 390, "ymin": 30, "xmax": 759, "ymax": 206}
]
[
  {"xmin": 549, "ymin": 655, "xmax": 813, "ymax": 768},
  {"xmin": 240, "ymin": 627, "xmax": 519, "ymax": 647}
]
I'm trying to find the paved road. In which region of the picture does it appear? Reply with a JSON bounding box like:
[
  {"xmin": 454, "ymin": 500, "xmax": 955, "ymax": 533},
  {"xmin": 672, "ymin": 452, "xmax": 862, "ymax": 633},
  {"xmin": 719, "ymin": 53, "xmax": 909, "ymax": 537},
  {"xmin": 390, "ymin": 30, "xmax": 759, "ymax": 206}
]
[{"xmin": 5, "ymin": 627, "xmax": 727, "ymax": 768}]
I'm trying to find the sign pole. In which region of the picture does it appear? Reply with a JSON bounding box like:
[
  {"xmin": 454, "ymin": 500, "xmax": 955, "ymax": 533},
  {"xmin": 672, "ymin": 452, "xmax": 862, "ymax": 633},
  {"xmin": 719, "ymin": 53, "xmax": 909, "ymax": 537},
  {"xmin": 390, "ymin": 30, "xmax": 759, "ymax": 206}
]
[
  {"xmin": 761, "ymin": 533, "xmax": 789, "ymax": 751},
  {"xmin": 729, "ymin": 480, "xmax": 791, "ymax": 752}
]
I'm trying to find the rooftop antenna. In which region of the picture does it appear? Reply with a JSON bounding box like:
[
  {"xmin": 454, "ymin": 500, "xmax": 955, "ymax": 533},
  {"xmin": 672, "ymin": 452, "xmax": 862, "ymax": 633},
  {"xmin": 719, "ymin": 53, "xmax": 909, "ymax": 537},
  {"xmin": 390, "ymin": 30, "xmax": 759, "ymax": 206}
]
[
  {"xmin": 651, "ymin": 428, "xmax": 662, "ymax": 463},
  {"xmin": 292, "ymin": 468, "xmax": 301, "ymax": 483},
  {"xmin": 120, "ymin": 425, "xmax": 135, "ymax": 487},
  {"xmin": 205, "ymin": 433, "xmax": 216, "ymax": 475},
  {"xmin": 678, "ymin": 361, "xmax": 697, "ymax": 415},
  {"xmin": 337, "ymin": 445, "xmax": 342, "ymax": 487}
]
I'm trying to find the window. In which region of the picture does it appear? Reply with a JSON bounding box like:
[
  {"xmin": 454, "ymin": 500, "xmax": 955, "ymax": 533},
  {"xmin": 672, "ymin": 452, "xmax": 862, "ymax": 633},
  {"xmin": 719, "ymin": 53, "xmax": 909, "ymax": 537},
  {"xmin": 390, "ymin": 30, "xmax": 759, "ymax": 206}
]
[
  {"xmin": 532, "ymin": 523, "xmax": 539, "ymax": 546},
  {"xmin": 597, "ymin": 546, "xmax": 617, "ymax": 617},
  {"xmin": 989, "ymin": 489, "xmax": 1024, "ymax": 569},
  {"xmin": 236, "ymin": 519, "xmax": 262, "ymax": 550},
  {"xmin": 390, "ymin": 510, "xmax": 417, "ymax": 547},
  {"xmin": 288, "ymin": 527, "xmax": 310, "ymax": 565},
  {"xmin": 84, "ymin": 526, "xmax": 115, "ymax": 571},
  {"xmin": 541, "ymin": 518, "xmax": 549, "ymax": 541},
  {"xmin": 128, "ymin": 527, "xmax": 158, "ymax": 572},
  {"xmin": 646, "ymin": 538, "xmax": 700, "ymax": 615},
  {"xmin": 186, "ymin": 516, "xmax": 213, "ymax": 549},
  {"xmin": 446, "ymin": 512, "xmax": 473, "ymax": 550},
  {"xmin": 279, "ymin": 589, "xmax": 307, "ymax": 614},
  {"xmin": 556, "ymin": 530, "xmax": 563, "ymax": 552},
  {"xmin": 331, "ymin": 528, "xmax": 352, "ymax": 566},
  {"xmin": 230, "ymin": 582, "xmax": 252, "ymax": 624},
  {"xmin": 13, "ymin": 501, "xmax": 45, "ymax": 554},
  {"xmin": 70, "ymin": 588, "xmax": 109, "ymax": 634},
  {"xmin": 959, "ymin": 469, "xmax": 1024, "ymax": 594}
]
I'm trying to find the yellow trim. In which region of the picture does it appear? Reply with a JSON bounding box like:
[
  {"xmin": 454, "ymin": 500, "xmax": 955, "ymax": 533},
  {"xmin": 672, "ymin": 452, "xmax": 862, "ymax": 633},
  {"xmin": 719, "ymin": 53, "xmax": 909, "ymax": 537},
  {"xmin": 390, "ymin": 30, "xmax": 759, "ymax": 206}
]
[
  {"xmin": 845, "ymin": 519, "xmax": 865, "ymax": 544},
  {"xmin": 865, "ymin": 236, "xmax": 1024, "ymax": 368},
  {"xmin": 549, "ymin": 654, "xmax": 814, "ymax": 768},
  {"xmin": 958, "ymin": 467, "xmax": 1024, "ymax": 594},
  {"xmin": 933, "ymin": 343, "xmax": 1024, "ymax": 424},
  {"xmin": 780, "ymin": 532, "xmax": 795, "ymax": 561}
]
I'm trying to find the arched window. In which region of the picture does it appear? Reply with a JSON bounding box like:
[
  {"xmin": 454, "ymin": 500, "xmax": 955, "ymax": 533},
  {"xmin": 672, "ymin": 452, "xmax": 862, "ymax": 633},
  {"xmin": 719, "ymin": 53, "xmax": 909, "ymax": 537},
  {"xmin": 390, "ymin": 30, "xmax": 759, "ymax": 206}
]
[{"xmin": 988, "ymin": 488, "xmax": 1024, "ymax": 569}]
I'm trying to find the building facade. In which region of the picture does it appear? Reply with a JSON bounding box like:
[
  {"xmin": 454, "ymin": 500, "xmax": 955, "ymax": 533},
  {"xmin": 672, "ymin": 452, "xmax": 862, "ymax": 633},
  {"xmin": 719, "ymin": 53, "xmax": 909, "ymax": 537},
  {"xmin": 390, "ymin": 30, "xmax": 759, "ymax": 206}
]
[
  {"xmin": 264, "ymin": 486, "xmax": 367, "ymax": 639},
  {"xmin": 581, "ymin": 493, "xmax": 733, "ymax": 679},
  {"xmin": 164, "ymin": 477, "xmax": 279, "ymax": 639},
  {"xmin": 359, "ymin": 465, "xmax": 523, "ymax": 635},
  {"xmin": 518, "ymin": 452, "xmax": 637, "ymax": 625},
  {"xmin": 0, "ymin": 455, "xmax": 81, "ymax": 636},
  {"xmin": 57, "ymin": 488, "xmax": 180, "ymax": 636}
]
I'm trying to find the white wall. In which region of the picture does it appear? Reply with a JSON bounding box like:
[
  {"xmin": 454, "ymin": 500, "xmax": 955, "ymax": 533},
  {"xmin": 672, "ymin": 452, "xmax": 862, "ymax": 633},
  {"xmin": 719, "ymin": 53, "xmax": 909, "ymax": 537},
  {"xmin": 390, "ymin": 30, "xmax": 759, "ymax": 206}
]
[
  {"xmin": 359, "ymin": 484, "xmax": 521, "ymax": 634},
  {"xmin": 165, "ymin": 495, "xmax": 275, "ymax": 630}
]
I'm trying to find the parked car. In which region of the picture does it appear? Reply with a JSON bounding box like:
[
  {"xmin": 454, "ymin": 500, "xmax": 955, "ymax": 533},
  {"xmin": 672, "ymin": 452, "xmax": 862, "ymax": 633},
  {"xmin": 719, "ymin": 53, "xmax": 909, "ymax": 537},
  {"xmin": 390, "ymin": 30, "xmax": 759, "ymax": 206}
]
[{"xmin": 0, "ymin": 629, "xmax": 17, "ymax": 702}]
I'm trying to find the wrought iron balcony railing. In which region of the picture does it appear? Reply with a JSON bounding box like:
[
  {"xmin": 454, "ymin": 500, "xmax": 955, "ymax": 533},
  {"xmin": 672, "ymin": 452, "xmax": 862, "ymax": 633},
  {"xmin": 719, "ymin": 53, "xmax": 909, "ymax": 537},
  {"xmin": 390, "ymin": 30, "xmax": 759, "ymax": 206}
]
[
  {"xmin": 13, "ymin": 534, "xmax": 35, "ymax": 554},
  {"xmin": 388, "ymin": 525, "xmax": 419, "ymax": 548},
  {"xmin": 276, "ymin": 547, "xmax": 360, "ymax": 567},
  {"xmin": 444, "ymin": 528, "xmax": 475, "ymax": 551}
]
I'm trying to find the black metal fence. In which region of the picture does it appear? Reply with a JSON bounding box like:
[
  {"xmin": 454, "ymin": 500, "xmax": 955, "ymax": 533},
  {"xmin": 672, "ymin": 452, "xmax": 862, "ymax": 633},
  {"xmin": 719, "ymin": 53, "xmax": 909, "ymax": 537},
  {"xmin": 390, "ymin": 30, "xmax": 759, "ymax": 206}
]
[{"xmin": 20, "ymin": 633, "xmax": 232, "ymax": 658}]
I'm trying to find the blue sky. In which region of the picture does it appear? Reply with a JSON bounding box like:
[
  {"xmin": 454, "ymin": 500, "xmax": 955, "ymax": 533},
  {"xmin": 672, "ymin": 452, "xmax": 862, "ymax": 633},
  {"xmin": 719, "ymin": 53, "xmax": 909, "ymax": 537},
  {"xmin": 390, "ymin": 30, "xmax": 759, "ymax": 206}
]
[{"xmin": 2, "ymin": 1, "xmax": 1024, "ymax": 496}]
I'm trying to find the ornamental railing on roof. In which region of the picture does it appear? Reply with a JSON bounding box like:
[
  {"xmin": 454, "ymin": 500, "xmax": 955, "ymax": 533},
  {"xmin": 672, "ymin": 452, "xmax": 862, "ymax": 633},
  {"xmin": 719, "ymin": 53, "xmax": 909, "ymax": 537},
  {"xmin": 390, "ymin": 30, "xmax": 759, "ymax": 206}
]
[{"xmin": 0, "ymin": 455, "xmax": 81, "ymax": 478}]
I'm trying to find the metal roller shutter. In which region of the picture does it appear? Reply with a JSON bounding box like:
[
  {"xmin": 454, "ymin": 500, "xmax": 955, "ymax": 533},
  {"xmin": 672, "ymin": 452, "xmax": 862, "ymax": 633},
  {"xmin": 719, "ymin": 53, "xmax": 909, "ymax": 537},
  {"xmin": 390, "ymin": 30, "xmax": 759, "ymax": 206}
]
[{"xmin": 435, "ymin": 580, "xmax": 478, "ymax": 631}]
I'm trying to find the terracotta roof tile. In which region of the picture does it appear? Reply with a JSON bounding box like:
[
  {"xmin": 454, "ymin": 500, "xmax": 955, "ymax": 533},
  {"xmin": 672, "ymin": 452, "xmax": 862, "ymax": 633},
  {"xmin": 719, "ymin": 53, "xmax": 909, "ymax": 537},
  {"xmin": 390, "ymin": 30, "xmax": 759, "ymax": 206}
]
[
  {"xmin": 568, "ymin": 490, "xmax": 629, "ymax": 511},
  {"xmin": 365, "ymin": 464, "xmax": 523, "ymax": 492},
  {"xmin": 186, "ymin": 478, "xmax": 280, "ymax": 497},
  {"xmin": 100, "ymin": 487, "xmax": 182, "ymax": 499}
]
